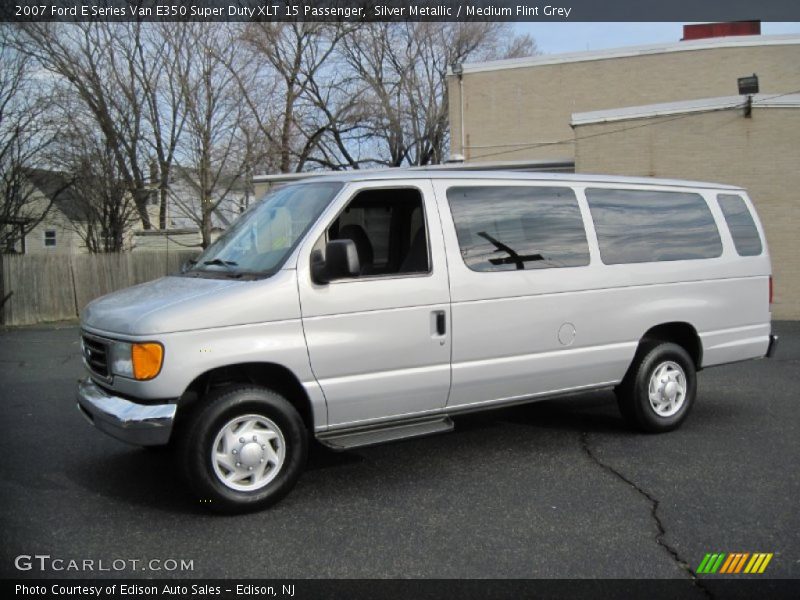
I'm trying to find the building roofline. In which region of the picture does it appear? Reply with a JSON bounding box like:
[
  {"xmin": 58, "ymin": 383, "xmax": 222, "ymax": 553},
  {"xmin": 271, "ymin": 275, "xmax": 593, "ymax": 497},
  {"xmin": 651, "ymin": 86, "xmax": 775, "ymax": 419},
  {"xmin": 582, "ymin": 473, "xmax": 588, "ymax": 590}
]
[
  {"xmin": 256, "ymin": 169, "xmax": 742, "ymax": 191},
  {"xmin": 571, "ymin": 93, "xmax": 800, "ymax": 126},
  {"xmin": 454, "ymin": 33, "xmax": 800, "ymax": 75}
]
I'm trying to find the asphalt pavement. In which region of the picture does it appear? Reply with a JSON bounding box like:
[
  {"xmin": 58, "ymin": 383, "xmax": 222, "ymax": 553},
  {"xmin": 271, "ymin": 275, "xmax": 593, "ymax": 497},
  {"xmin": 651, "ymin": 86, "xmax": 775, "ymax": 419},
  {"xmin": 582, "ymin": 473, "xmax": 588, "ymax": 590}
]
[{"xmin": 1, "ymin": 321, "xmax": 798, "ymax": 583}]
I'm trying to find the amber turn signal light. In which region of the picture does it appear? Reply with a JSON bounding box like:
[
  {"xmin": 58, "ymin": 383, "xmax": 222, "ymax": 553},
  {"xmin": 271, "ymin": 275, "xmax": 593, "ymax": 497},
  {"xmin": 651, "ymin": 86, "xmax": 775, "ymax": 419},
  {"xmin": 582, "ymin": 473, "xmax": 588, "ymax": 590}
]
[{"xmin": 131, "ymin": 343, "xmax": 164, "ymax": 380}]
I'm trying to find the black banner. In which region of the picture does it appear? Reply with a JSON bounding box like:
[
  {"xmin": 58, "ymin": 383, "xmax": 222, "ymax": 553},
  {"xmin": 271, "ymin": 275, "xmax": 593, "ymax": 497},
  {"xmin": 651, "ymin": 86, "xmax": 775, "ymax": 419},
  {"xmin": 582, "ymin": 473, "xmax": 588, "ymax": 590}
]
[
  {"xmin": 5, "ymin": 579, "xmax": 800, "ymax": 600},
  {"xmin": 3, "ymin": 0, "xmax": 800, "ymax": 23}
]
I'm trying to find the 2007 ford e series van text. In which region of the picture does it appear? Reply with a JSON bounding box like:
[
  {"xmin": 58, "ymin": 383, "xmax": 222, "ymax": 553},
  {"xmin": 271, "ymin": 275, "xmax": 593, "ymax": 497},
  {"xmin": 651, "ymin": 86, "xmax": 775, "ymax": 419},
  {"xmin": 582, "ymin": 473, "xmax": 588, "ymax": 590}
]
[{"xmin": 76, "ymin": 171, "xmax": 777, "ymax": 512}]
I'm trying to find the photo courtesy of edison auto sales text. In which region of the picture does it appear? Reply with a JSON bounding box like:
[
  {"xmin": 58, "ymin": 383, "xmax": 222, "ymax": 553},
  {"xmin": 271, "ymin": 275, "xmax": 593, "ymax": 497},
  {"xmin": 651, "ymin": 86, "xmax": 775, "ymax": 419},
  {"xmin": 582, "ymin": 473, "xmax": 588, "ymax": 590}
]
[{"xmin": 14, "ymin": 584, "xmax": 295, "ymax": 596}]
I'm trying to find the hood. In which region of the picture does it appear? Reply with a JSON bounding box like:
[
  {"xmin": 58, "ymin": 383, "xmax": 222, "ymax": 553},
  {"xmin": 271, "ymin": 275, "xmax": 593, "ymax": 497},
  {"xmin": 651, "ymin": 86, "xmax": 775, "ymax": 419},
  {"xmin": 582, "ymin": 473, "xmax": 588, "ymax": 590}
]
[{"xmin": 81, "ymin": 271, "xmax": 300, "ymax": 336}]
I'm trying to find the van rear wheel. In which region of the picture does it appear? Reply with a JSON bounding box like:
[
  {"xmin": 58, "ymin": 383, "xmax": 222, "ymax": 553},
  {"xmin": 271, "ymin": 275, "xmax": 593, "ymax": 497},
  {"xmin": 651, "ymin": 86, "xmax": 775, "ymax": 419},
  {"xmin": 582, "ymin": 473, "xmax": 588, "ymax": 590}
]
[
  {"xmin": 179, "ymin": 386, "xmax": 307, "ymax": 513},
  {"xmin": 616, "ymin": 342, "xmax": 696, "ymax": 433}
]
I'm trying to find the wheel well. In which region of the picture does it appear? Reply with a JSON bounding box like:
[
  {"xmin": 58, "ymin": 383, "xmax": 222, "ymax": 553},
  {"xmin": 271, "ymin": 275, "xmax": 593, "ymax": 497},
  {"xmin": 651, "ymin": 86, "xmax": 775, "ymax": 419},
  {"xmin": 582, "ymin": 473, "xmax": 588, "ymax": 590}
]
[
  {"xmin": 640, "ymin": 322, "xmax": 703, "ymax": 369},
  {"xmin": 179, "ymin": 363, "xmax": 314, "ymax": 431}
]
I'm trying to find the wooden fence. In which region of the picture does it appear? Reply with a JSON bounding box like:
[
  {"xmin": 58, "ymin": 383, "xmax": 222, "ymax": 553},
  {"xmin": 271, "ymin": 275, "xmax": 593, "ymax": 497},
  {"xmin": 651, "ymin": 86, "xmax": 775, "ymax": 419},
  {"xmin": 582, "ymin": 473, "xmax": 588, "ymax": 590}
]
[{"xmin": 0, "ymin": 250, "xmax": 199, "ymax": 326}]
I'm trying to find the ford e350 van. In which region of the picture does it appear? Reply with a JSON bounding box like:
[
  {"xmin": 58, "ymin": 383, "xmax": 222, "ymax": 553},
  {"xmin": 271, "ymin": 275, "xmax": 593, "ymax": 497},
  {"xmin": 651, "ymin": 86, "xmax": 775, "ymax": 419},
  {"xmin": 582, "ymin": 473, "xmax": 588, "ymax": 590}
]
[{"xmin": 76, "ymin": 171, "xmax": 777, "ymax": 512}]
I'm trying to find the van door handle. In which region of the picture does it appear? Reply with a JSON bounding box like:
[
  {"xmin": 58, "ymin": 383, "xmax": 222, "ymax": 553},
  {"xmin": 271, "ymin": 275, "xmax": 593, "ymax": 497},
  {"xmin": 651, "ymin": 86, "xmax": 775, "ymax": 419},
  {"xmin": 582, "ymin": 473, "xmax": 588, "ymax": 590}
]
[{"xmin": 435, "ymin": 311, "xmax": 446, "ymax": 336}]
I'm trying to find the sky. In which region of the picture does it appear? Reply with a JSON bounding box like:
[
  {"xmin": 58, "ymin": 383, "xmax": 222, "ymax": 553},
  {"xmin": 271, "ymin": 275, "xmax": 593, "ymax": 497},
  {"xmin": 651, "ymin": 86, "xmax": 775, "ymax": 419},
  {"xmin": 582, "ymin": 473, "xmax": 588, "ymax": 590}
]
[{"xmin": 515, "ymin": 22, "xmax": 800, "ymax": 54}]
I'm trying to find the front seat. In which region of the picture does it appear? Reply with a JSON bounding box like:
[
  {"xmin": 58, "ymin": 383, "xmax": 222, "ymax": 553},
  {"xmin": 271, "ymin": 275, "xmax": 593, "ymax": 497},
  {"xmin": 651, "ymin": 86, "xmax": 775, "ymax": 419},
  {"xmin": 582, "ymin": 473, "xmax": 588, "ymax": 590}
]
[
  {"xmin": 337, "ymin": 224, "xmax": 374, "ymax": 275},
  {"xmin": 400, "ymin": 227, "xmax": 429, "ymax": 273}
]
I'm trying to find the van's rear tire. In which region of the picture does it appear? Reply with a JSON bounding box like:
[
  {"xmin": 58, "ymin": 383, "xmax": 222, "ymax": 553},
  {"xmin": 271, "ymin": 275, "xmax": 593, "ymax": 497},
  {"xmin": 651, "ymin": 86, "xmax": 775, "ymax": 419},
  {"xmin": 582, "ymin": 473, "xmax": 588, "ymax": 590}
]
[
  {"xmin": 616, "ymin": 342, "xmax": 696, "ymax": 433},
  {"xmin": 178, "ymin": 386, "xmax": 307, "ymax": 513}
]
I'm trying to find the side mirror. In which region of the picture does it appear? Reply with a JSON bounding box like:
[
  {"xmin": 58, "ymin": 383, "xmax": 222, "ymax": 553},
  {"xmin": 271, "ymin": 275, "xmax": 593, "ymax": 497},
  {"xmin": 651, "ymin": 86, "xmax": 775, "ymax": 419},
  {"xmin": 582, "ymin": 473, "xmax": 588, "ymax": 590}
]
[{"xmin": 311, "ymin": 239, "xmax": 360, "ymax": 284}]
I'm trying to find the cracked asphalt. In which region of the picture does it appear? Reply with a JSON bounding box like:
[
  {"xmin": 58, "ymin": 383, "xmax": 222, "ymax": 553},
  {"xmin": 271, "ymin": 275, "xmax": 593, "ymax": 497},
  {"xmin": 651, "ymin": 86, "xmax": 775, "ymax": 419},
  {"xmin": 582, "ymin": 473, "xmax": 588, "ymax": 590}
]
[{"xmin": 0, "ymin": 322, "xmax": 798, "ymax": 583}]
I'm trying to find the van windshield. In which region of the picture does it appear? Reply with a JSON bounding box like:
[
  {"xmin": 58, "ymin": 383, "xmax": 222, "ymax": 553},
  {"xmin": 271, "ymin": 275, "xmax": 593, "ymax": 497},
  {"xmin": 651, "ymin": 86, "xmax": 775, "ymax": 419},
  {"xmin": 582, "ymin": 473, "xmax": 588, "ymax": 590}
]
[{"xmin": 187, "ymin": 182, "xmax": 342, "ymax": 278}]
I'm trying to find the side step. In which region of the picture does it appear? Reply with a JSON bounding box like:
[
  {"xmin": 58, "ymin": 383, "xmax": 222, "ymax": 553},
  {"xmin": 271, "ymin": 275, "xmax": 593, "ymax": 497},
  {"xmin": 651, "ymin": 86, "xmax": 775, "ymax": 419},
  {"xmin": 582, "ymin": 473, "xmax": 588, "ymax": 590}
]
[{"xmin": 318, "ymin": 416, "xmax": 454, "ymax": 451}]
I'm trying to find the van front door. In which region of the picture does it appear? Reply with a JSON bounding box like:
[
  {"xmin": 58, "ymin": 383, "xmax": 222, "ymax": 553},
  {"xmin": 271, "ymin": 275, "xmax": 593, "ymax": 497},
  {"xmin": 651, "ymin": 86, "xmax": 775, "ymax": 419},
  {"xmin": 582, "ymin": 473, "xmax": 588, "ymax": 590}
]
[{"xmin": 297, "ymin": 181, "xmax": 451, "ymax": 429}]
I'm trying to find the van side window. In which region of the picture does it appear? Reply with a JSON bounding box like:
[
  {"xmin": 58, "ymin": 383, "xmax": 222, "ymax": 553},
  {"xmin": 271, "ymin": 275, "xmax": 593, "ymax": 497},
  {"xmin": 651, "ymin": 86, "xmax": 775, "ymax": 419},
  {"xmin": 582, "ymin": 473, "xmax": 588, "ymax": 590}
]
[
  {"xmin": 325, "ymin": 188, "xmax": 430, "ymax": 277},
  {"xmin": 447, "ymin": 186, "xmax": 589, "ymax": 272},
  {"xmin": 586, "ymin": 188, "xmax": 723, "ymax": 264},
  {"xmin": 717, "ymin": 194, "xmax": 763, "ymax": 256}
]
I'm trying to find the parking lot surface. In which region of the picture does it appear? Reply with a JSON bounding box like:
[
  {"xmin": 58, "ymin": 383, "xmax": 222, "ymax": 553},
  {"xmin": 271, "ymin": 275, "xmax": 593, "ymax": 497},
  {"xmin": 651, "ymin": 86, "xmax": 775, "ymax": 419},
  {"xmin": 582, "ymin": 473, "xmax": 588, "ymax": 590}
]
[{"xmin": 1, "ymin": 322, "xmax": 798, "ymax": 582}]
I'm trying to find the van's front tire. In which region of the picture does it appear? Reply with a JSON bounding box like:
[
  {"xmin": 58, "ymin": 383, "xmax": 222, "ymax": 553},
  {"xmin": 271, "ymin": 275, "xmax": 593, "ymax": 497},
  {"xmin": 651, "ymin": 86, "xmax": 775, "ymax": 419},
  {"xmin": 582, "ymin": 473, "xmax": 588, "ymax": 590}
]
[
  {"xmin": 179, "ymin": 386, "xmax": 307, "ymax": 513},
  {"xmin": 616, "ymin": 342, "xmax": 696, "ymax": 433}
]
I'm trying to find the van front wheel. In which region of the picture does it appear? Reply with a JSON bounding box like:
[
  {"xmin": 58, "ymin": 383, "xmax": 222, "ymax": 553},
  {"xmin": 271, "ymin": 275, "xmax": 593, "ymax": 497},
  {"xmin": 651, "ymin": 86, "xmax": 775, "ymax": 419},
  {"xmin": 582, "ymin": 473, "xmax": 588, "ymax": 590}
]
[
  {"xmin": 616, "ymin": 342, "xmax": 696, "ymax": 433},
  {"xmin": 179, "ymin": 386, "xmax": 308, "ymax": 513}
]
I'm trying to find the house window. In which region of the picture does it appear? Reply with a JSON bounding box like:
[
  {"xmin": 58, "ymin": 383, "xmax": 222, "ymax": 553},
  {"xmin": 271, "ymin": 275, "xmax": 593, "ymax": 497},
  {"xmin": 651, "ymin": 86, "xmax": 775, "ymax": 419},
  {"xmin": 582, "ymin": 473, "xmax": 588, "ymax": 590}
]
[{"xmin": 44, "ymin": 230, "xmax": 57, "ymax": 248}]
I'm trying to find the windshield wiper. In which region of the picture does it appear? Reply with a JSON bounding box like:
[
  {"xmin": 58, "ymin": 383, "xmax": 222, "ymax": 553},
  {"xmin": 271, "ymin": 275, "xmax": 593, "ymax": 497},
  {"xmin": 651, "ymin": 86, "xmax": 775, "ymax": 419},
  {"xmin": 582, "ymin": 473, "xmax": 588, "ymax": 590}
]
[{"xmin": 202, "ymin": 258, "xmax": 239, "ymax": 269}]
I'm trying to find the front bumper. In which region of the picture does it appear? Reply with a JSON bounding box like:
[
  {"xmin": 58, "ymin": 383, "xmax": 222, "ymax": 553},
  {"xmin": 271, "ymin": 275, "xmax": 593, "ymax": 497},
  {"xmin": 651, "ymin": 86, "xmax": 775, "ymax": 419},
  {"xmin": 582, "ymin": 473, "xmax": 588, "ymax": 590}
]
[{"xmin": 76, "ymin": 378, "xmax": 176, "ymax": 446}]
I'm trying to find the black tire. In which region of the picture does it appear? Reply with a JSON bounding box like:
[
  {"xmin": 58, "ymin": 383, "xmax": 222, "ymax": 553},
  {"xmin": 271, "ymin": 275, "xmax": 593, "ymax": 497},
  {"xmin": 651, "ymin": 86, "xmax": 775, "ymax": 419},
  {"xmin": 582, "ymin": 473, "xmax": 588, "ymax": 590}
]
[
  {"xmin": 142, "ymin": 443, "xmax": 173, "ymax": 454},
  {"xmin": 616, "ymin": 342, "xmax": 696, "ymax": 433},
  {"xmin": 178, "ymin": 386, "xmax": 308, "ymax": 514}
]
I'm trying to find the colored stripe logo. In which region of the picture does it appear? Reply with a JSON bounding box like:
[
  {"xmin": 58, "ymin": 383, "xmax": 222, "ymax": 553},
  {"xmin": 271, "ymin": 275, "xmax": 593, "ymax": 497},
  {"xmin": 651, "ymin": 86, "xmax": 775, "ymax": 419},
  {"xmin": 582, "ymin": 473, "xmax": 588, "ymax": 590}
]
[{"xmin": 697, "ymin": 552, "xmax": 773, "ymax": 574}]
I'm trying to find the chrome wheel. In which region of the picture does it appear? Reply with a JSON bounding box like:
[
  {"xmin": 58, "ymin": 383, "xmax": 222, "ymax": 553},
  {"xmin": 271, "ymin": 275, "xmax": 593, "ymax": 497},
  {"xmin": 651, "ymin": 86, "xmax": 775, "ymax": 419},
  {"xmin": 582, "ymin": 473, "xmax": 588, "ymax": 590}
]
[
  {"xmin": 647, "ymin": 361, "xmax": 687, "ymax": 417},
  {"xmin": 211, "ymin": 414, "xmax": 286, "ymax": 492}
]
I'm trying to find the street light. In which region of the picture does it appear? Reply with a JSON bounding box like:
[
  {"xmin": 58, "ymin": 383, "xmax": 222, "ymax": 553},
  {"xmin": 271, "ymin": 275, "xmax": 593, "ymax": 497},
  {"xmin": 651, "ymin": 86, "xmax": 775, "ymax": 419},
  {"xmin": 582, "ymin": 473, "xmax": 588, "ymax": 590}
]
[
  {"xmin": 738, "ymin": 73, "xmax": 758, "ymax": 118},
  {"xmin": 737, "ymin": 74, "xmax": 759, "ymax": 95}
]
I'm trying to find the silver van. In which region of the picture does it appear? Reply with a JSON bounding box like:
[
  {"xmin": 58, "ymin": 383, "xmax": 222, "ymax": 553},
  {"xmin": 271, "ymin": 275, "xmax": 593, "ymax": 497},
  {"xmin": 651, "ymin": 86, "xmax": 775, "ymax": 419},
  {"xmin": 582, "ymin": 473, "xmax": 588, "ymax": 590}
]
[{"xmin": 77, "ymin": 171, "xmax": 777, "ymax": 512}]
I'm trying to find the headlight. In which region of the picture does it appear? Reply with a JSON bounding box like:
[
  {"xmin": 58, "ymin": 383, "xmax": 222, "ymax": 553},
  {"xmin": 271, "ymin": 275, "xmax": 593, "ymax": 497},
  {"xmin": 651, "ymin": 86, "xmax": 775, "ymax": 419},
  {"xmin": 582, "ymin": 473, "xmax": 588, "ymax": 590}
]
[{"xmin": 108, "ymin": 341, "xmax": 164, "ymax": 380}]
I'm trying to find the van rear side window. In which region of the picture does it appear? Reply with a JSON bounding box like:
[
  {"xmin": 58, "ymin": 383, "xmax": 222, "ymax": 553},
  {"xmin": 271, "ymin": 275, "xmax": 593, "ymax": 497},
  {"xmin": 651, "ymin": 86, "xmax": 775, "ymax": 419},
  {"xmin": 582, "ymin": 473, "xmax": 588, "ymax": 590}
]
[
  {"xmin": 447, "ymin": 186, "xmax": 590, "ymax": 272},
  {"xmin": 585, "ymin": 188, "xmax": 723, "ymax": 265},
  {"xmin": 717, "ymin": 194, "xmax": 763, "ymax": 256}
]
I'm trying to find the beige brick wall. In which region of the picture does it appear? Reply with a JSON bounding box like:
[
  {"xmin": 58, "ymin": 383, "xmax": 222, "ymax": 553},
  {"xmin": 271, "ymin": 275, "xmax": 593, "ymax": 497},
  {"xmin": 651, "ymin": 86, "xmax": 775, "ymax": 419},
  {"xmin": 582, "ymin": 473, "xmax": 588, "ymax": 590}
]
[
  {"xmin": 449, "ymin": 42, "xmax": 800, "ymax": 162},
  {"xmin": 574, "ymin": 107, "xmax": 800, "ymax": 319}
]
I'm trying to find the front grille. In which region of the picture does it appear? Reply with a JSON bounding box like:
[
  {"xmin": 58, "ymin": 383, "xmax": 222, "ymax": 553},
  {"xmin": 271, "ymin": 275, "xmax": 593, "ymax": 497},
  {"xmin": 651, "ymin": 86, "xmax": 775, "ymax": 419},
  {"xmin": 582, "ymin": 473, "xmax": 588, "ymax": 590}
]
[{"xmin": 82, "ymin": 334, "xmax": 110, "ymax": 378}]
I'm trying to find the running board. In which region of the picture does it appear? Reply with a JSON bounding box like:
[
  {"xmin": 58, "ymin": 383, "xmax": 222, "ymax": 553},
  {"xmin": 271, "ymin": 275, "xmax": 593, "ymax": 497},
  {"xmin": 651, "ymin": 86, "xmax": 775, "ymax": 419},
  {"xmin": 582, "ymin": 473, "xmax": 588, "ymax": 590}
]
[{"xmin": 318, "ymin": 416, "xmax": 454, "ymax": 451}]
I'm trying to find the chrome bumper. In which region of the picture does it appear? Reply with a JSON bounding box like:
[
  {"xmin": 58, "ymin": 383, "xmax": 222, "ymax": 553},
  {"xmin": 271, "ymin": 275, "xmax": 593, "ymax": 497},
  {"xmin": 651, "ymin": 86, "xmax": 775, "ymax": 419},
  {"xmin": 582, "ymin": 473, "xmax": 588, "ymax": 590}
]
[{"xmin": 76, "ymin": 378, "xmax": 176, "ymax": 446}]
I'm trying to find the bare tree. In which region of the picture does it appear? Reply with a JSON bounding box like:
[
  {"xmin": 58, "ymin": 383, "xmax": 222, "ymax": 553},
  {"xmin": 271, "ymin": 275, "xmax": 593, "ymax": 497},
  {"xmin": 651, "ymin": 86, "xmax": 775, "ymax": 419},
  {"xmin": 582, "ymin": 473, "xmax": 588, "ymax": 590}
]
[
  {"xmin": 7, "ymin": 21, "xmax": 538, "ymax": 257},
  {"xmin": 0, "ymin": 25, "xmax": 62, "ymax": 252},
  {"xmin": 239, "ymin": 22, "xmax": 356, "ymax": 173},
  {"xmin": 134, "ymin": 23, "xmax": 188, "ymax": 229},
  {"xmin": 234, "ymin": 22, "xmax": 535, "ymax": 173},
  {"xmin": 171, "ymin": 24, "xmax": 256, "ymax": 248},
  {"xmin": 294, "ymin": 38, "xmax": 377, "ymax": 171},
  {"xmin": 19, "ymin": 21, "xmax": 185, "ymax": 229},
  {"xmin": 341, "ymin": 23, "xmax": 537, "ymax": 167},
  {"xmin": 55, "ymin": 122, "xmax": 139, "ymax": 253}
]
